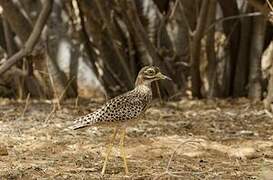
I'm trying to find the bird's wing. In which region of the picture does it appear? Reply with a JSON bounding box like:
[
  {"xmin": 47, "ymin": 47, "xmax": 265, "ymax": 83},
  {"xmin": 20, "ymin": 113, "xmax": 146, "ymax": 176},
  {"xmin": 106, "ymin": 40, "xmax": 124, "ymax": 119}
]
[
  {"xmin": 68, "ymin": 91, "xmax": 149, "ymax": 130},
  {"xmin": 104, "ymin": 93, "xmax": 147, "ymax": 122}
]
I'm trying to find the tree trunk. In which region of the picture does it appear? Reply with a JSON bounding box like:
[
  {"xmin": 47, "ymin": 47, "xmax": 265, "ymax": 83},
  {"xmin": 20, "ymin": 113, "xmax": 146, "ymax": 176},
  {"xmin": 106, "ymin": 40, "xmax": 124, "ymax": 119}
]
[
  {"xmin": 218, "ymin": 0, "xmax": 240, "ymax": 96},
  {"xmin": 233, "ymin": 4, "xmax": 253, "ymax": 97},
  {"xmin": 190, "ymin": 0, "xmax": 209, "ymax": 98},
  {"xmin": 47, "ymin": 0, "xmax": 77, "ymax": 99},
  {"xmin": 206, "ymin": 0, "xmax": 218, "ymax": 98},
  {"xmin": 248, "ymin": 15, "xmax": 266, "ymax": 100},
  {"xmin": 164, "ymin": 0, "xmax": 195, "ymax": 95},
  {"xmin": 263, "ymin": 41, "xmax": 273, "ymax": 111}
]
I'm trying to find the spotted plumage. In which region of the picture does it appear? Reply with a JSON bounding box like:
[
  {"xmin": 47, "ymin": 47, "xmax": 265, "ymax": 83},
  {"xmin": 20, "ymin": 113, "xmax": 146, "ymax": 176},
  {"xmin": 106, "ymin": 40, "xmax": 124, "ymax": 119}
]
[
  {"xmin": 69, "ymin": 66, "xmax": 170, "ymax": 130},
  {"xmin": 70, "ymin": 84, "xmax": 152, "ymax": 129},
  {"xmin": 68, "ymin": 66, "xmax": 171, "ymax": 175}
]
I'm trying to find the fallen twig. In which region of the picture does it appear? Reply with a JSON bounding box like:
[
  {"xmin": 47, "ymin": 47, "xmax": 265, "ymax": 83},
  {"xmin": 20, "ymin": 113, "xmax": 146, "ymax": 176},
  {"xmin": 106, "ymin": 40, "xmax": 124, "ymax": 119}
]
[
  {"xmin": 166, "ymin": 140, "xmax": 203, "ymax": 172},
  {"xmin": 45, "ymin": 102, "xmax": 56, "ymax": 123},
  {"xmin": 153, "ymin": 139, "xmax": 204, "ymax": 180},
  {"xmin": 21, "ymin": 93, "xmax": 30, "ymax": 118}
]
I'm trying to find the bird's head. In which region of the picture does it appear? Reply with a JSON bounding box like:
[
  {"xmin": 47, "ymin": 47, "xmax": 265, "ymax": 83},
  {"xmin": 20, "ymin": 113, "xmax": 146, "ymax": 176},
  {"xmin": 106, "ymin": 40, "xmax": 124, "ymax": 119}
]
[{"xmin": 135, "ymin": 66, "xmax": 171, "ymax": 86}]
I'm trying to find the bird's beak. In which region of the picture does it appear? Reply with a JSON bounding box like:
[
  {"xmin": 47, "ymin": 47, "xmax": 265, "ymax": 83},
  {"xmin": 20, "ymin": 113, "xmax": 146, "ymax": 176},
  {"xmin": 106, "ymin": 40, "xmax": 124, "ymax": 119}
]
[{"xmin": 157, "ymin": 72, "xmax": 172, "ymax": 80}]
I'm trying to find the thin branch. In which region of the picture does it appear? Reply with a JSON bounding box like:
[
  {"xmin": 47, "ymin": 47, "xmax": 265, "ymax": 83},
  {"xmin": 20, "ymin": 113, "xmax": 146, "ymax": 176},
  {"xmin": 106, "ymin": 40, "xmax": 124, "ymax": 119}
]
[
  {"xmin": 75, "ymin": 0, "xmax": 99, "ymax": 77},
  {"xmin": 156, "ymin": 0, "xmax": 180, "ymax": 49},
  {"xmin": 266, "ymin": 0, "xmax": 273, "ymax": 23},
  {"xmin": 21, "ymin": 93, "xmax": 30, "ymax": 118},
  {"xmin": 0, "ymin": 0, "xmax": 32, "ymax": 43},
  {"xmin": 126, "ymin": 0, "xmax": 161, "ymax": 62},
  {"xmin": 266, "ymin": 0, "xmax": 273, "ymax": 11},
  {"xmin": 94, "ymin": 0, "xmax": 134, "ymax": 86},
  {"xmin": 45, "ymin": 102, "xmax": 57, "ymax": 123},
  {"xmin": 48, "ymin": 73, "xmax": 61, "ymax": 109},
  {"xmin": 247, "ymin": 0, "xmax": 271, "ymax": 15},
  {"xmin": 169, "ymin": 0, "xmax": 179, "ymax": 19},
  {"xmin": 155, "ymin": 81, "xmax": 163, "ymax": 104},
  {"xmin": 153, "ymin": 140, "xmax": 203, "ymax": 180},
  {"xmin": 205, "ymin": 12, "xmax": 262, "ymax": 35},
  {"xmin": 194, "ymin": 0, "xmax": 210, "ymax": 40},
  {"xmin": 2, "ymin": 19, "xmax": 15, "ymax": 56},
  {"xmin": 178, "ymin": 0, "xmax": 193, "ymax": 35},
  {"xmin": 58, "ymin": 76, "xmax": 76, "ymax": 102},
  {"xmin": 0, "ymin": 0, "xmax": 53, "ymax": 75},
  {"xmin": 166, "ymin": 140, "xmax": 203, "ymax": 172}
]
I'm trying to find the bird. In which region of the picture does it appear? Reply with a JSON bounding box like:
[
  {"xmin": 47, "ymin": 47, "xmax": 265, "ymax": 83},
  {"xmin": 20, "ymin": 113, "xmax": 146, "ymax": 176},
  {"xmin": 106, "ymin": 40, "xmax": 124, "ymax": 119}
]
[{"xmin": 69, "ymin": 66, "xmax": 171, "ymax": 175}]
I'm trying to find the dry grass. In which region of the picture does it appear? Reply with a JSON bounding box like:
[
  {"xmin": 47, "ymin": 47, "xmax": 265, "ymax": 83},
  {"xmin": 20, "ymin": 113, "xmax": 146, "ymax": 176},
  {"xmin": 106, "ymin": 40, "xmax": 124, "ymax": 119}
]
[{"xmin": 0, "ymin": 98, "xmax": 273, "ymax": 179}]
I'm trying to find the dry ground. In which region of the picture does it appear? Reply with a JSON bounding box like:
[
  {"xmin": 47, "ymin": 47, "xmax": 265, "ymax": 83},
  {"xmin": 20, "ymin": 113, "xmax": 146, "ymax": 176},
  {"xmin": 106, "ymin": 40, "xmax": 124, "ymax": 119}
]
[{"xmin": 0, "ymin": 98, "xmax": 273, "ymax": 179}]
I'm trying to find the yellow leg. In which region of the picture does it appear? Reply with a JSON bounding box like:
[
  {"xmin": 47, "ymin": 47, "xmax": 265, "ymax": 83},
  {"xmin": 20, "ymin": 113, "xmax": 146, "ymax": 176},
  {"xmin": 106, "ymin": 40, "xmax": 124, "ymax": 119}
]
[
  {"xmin": 101, "ymin": 127, "xmax": 118, "ymax": 175},
  {"xmin": 119, "ymin": 128, "xmax": 129, "ymax": 175}
]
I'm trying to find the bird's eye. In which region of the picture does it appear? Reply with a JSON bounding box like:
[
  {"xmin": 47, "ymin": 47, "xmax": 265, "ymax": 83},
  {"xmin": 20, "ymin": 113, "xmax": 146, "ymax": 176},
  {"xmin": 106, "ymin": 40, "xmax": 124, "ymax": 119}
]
[{"xmin": 146, "ymin": 69, "xmax": 155, "ymax": 75}]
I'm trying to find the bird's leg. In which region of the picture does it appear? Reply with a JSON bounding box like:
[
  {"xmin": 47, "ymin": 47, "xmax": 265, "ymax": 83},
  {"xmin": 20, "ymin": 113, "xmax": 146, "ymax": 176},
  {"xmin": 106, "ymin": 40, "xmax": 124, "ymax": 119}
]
[
  {"xmin": 119, "ymin": 128, "xmax": 129, "ymax": 175},
  {"xmin": 101, "ymin": 127, "xmax": 118, "ymax": 175}
]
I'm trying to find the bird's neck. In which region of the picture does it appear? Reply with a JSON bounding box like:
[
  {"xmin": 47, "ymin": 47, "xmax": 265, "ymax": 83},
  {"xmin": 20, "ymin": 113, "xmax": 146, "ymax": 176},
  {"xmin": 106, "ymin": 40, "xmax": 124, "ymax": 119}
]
[
  {"xmin": 134, "ymin": 80, "xmax": 152, "ymax": 95},
  {"xmin": 135, "ymin": 78, "xmax": 152, "ymax": 88},
  {"xmin": 135, "ymin": 76, "xmax": 152, "ymax": 86},
  {"xmin": 135, "ymin": 77, "xmax": 143, "ymax": 87}
]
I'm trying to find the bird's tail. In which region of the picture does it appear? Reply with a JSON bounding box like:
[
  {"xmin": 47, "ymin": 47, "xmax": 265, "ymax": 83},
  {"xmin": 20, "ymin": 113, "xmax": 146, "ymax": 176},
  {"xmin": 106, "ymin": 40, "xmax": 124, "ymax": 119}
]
[{"xmin": 67, "ymin": 114, "xmax": 96, "ymax": 130}]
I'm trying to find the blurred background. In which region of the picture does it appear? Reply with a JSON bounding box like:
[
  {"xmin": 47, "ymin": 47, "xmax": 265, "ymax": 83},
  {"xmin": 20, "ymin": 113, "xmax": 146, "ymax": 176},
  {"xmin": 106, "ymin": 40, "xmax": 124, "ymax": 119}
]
[
  {"xmin": 1, "ymin": 1, "xmax": 273, "ymax": 178},
  {"xmin": 0, "ymin": 0, "xmax": 273, "ymax": 108}
]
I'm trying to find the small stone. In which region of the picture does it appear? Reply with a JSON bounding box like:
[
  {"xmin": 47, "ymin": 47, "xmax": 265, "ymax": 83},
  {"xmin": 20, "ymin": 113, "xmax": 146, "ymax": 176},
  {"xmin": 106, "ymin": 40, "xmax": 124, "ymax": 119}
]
[
  {"xmin": 264, "ymin": 152, "xmax": 273, "ymax": 159},
  {"xmin": 0, "ymin": 144, "xmax": 8, "ymax": 156},
  {"xmin": 237, "ymin": 130, "xmax": 255, "ymax": 136}
]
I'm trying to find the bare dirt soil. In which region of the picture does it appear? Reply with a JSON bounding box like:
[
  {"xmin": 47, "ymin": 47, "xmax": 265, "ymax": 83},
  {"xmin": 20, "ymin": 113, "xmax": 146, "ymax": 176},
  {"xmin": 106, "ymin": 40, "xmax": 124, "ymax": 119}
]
[{"xmin": 0, "ymin": 98, "xmax": 273, "ymax": 179}]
